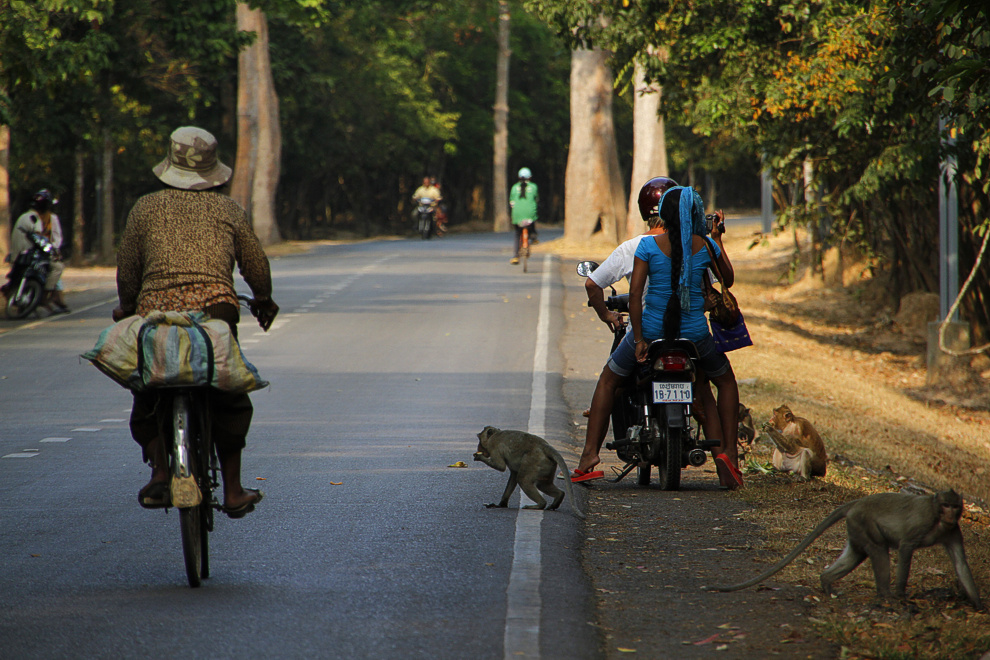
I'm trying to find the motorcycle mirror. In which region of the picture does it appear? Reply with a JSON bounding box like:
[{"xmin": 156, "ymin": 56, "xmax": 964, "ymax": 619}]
[{"xmin": 575, "ymin": 261, "xmax": 599, "ymax": 277}]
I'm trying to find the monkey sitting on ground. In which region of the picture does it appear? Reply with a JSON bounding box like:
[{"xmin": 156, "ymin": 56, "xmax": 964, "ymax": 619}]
[
  {"xmin": 761, "ymin": 404, "xmax": 827, "ymax": 480},
  {"xmin": 737, "ymin": 404, "xmax": 756, "ymax": 458},
  {"xmin": 706, "ymin": 489, "xmax": 983, "ymax": 609},
  {"xmin": 473, "ymin": 426, "xmax": 585, "ymax": 519}
]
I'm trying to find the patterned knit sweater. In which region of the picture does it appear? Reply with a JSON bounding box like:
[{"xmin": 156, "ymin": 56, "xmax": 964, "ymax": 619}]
[{"xmin": 116, "ymin": 188, "xmax": 272, "ymax": 317}]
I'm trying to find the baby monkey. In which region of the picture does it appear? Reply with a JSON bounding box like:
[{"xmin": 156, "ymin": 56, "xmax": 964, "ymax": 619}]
[
  {"xmin": 707, "ymin": 489, "xmax": 982, "ymax": 609},
  {"xmin": 473, "ymin": 426, "xmax": 585, "ymax": 519}
]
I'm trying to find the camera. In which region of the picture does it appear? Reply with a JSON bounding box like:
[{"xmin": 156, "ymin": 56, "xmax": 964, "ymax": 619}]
[{"xmin": 705, "ymin": 213, "xmax": 725, "ymax": 235}]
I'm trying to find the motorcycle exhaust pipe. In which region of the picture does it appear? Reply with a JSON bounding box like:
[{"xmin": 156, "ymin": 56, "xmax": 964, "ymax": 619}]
[{"xmin": 687, "ymin": 448, "xmax": 707, "ymax": 467}]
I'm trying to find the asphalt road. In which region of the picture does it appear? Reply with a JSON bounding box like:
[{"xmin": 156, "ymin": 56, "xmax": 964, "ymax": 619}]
[{"xmin": 0, "ymin": 231, "xmax": 599, "ymax": 659}]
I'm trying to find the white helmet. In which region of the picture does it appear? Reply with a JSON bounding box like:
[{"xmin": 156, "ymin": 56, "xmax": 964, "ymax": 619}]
[{"xmin": 518, "ymin": 167, "xmax": 532, "ymax": 180}]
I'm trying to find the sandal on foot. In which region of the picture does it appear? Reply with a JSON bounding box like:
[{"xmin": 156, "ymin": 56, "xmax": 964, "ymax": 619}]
[
  {"xmin": 138, "ymin": 481, "xmax": 170, "ymax": 509},
  {"xmin": 224, "ymin": 489, "xmax": 264, "ymax": 519},
  {"xmin": 715, "ymin": 454, "xmax": 744, "ymax": 490},
  {"xmin": 571, "ymin": 468, "xmax": 604, "ymax": 483}
]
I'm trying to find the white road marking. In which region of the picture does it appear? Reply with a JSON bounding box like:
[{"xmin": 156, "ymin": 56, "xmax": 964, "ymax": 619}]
[
  {"xmin": 504, "ymin": 253, "xmax": 552, "ymax": 659},
  {"xmin": 71, "ymin": 428, "xmax": 101, "ymax": 432},
  {"xmin": 99, "ymin": 418, "xmax": 125, "ymax": 423},
  {"xmin": 40, "ymin": 438, "xmax": 71, "ymax": 443},
  {"xmin": 2, "ymin": 453, "xmax": 38, "ymax": 459},
  {"xmin": 0, "ymin": 296, "xmax": 118, "ymax": 342}
]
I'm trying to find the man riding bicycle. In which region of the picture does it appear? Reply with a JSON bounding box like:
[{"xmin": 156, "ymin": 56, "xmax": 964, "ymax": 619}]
[{"xmin": 114, "ymin": 126, "xmax": 278, "ymax": 518}]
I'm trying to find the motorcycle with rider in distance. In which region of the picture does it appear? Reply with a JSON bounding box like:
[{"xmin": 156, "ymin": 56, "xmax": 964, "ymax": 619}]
[
  {"xmin": 416, "ymin": 197, "xmax": 438, "ymax": 240},
  {"xmin": 3, "ymin": 228, "xmax": 55, "ymax": 319},
  {"xmin": 575, "ymin": 261, "xmax": 720, "ymax": 490}
]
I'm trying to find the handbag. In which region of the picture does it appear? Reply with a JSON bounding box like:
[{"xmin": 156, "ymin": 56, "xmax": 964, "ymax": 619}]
[
  {"xmin": 711, "ymin": 312, "xmax": 754, "ymax": 352},
  {"xmin": 702, "ymin": 237, "xmax": 740, "ymax": 327}
]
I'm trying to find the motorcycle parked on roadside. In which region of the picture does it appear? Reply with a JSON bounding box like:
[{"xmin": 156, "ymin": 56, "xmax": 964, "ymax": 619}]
[
  {"xmin": 416, "ymin": 197, "xmax": 438, "ymax": 240},
  {"xmin": 575, "ymin": 261, "xmax": 719, "ymax": 490},
  {"xmin": 3, "ymin": 229, "xmax": 55, "ymax": 319}
]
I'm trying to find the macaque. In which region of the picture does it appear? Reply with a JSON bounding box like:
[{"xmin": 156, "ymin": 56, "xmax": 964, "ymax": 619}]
[
  {"xmin": 737, "ymin": 404, "xmax": 756, "ymax": 457},
  {"xmin": 707, "ymin": 489, "xmax": 983, "ymax": 609},
  {"xmin": 762, "ymin": 404, "xmax": 827, "ymax": 479},
  {"xmin": 473, "ymin": 426, "xmax": 585, "ymax": 519}
]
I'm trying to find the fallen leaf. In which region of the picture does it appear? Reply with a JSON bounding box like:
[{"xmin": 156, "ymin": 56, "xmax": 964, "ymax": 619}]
[
  {"xmin": 330, "ymin": 481, "xmax": 343, "ymax": 486},
  {"xmin": 693, "ymin": 633, "xmax": 720, "ymax": 646},
  {"xmin": 256, "ymin": 477, "xmax": 266, "ymax": 481},
  {"xmin": 448, "ymin": 461, "xmax": 468, "ymax": 468},
  {"xmin": 716, "ymin": 645, "xmax": 728, "ymax": 651},
  {"xmin": 617, "ymin": 648, "xmax": 636, "ymax": 653}
]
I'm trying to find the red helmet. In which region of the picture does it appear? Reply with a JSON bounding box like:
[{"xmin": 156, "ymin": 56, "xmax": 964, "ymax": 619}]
[{"xmin": 637, "ymin": 177, "xmax": 678, "ymax": 222}]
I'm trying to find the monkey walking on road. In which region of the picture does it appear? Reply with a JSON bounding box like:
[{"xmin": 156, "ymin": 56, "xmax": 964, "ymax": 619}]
[
  {"xmin": 473, "ymin": 426, "xmax": 585, "ymax": 519},
  {"xmin": 706, "ymin": 489, "xmax": 983, "ymax": 609}
]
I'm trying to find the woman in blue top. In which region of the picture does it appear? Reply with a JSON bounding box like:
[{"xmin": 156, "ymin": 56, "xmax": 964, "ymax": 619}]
[{"xmin": 627, "ymin": 186, "xmax": 743, "ymax": 489}]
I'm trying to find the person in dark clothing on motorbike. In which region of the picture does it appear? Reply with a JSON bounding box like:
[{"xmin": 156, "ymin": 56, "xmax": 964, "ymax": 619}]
[{"xmin": 7, "ymin": 189, "xmax": 69, "ymax": 313}]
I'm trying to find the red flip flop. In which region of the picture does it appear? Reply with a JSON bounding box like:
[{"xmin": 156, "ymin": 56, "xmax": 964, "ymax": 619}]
[
  {"xmin": 571, "ymin": 468, "xmax": 604, "ymax": 483},
  {"xmin": 715, "ymin": 454, "xmax": 744, "ymax": 490}
]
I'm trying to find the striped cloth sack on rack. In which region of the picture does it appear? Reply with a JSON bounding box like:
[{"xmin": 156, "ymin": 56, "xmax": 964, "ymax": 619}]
[{"xmin": 82, "ymin": 311, "xmax": 268, "ymax": 394}]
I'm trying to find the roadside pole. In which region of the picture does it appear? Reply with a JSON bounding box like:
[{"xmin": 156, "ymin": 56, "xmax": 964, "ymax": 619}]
[
  {"xmin": 761, "ymin": 154, "xmax": 773, "ymax": 234},
  {"xmin": 927, "ymin": 120, "xmax": 970, "ymax": 384}
]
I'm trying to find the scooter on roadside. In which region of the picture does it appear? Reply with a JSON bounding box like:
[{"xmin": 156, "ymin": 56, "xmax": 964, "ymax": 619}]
[
  {"xmin": 575, "ymin": 262, "xmax": 719, "ymax": 490},
  {"xmin": 3, "ymin": 228, "xmax": 55, "ymax": 319}
]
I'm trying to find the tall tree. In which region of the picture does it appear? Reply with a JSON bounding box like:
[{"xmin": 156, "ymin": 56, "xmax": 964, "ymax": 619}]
[
  {"xmin": 231, "ymin": 3, "xmax": 281, "ymax": 246},
  {"xmin": 492, "ymin": 0, "xmax": 511, "ymax": 233},
  {"xmin": 564, "ymin": 47, "xmax": 626, "ymax": 243},
  {"xmin": 625, "ymin": 55, "xmax": 668, "ymax": 239}
]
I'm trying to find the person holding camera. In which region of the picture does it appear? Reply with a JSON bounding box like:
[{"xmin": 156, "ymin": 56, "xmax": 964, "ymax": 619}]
[{"xmin": 628, "ymin": 185, "xmax": 743, "ymax": 489}]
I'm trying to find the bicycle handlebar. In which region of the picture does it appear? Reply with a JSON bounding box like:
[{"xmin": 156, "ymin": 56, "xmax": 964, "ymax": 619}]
[{"xmin": 238, "ymin": 295, "xmax": 279, "ymax": 332}]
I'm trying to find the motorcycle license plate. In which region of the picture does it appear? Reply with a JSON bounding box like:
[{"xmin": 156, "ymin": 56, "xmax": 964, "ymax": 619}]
[{"xmin": 652, "ymin": 382, "xmax": 692, "ymax": 404}]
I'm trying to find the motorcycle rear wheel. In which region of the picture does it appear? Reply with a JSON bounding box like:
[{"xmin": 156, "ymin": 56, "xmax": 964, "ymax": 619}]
[
  {"xmin": 5, "ymin": 279, "xmax": 44, "ymax": 319},
  {"xmin": 656, "ymin": 423, "xmax": 682, "ymax": 491},
  {"xmin": 420, "ymin": 213, "xmax": 433, "ymax": 240}
]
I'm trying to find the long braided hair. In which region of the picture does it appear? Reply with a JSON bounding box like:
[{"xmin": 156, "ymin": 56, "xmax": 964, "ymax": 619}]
[
  {"xmin": 660, "ymin": 189, "xmax": 684, "ymax": 341},
  {"xmin": 658, "ymin": 186, "xmax": 709, "ymax": 341}
]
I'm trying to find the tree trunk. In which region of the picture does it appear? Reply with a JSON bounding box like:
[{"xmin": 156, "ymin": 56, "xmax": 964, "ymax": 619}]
[
  {"xmin": 99, "ymin": 126, "xmax": 115, "ymax": 263},
  {"xmin": 232, "ymin": 4, "xmax": 282, "ymax": 246},
  {"xmin": 72, "ymin": 147, "xmax": 86, "ymax": 265},
  {"xmin": 625, "ymin": 59, "xmax": 668, "ymax": 240},
  {"xmin": 492, "ymin": 0, "xmax": 511, "ymax": 232},
  {"xmin": 0, "ymin": 125, "xmax": 9, "ymax": 260},
  {"xmin": 564, "ymin": 48, "xmax": 626, "ymax": 244}
]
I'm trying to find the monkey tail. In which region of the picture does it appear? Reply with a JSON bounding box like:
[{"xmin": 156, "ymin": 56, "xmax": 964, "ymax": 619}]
[
  {"xmin": 547, "ymin": 447, "xmax": 586, "ymax": 520},
  {"xmin": 704, "ymin": 501, "xmax": 855, "ymax": 592}
]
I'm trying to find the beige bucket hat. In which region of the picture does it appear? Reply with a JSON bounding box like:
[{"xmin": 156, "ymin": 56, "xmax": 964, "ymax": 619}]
[{"xmin": 152, "ymin": 126, "xmax": 232, "ymax": 190}]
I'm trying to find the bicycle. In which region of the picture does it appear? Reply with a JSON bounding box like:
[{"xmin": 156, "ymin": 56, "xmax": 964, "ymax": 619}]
[
  {"xmin": 150, "ymin": 296, "xmax": 276, "ymax": 587},
  {"xmin": 518, "ymin": 220, "xmax": 533, "ymax": 273}
]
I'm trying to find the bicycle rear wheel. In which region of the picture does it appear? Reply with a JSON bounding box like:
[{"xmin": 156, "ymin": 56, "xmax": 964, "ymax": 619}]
[
  {"xmin": 173, "ymin": 394, "xmax": 208, "ymax": 587},
  {"xmin": 521, "ymin": 228, "xmax": 530, "ymax": 272}
]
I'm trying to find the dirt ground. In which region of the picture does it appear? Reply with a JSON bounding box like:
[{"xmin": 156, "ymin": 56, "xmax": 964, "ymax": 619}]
[{"xmin": 547, "ymin": 221, "xmax": 990, "ymax": 660}]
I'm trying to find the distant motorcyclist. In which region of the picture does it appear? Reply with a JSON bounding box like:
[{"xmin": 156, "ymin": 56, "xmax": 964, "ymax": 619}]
[
  {"xmin": 8, "ymin": 189, "xmax": 69, "ymax": 313},
  {"xmin": 412, "ymin": 176, "xmax": 442, "ymax": 206}
]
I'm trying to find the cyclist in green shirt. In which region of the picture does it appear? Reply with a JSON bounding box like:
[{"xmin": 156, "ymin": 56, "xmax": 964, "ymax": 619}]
[{"xmin": 509, "ymin": 167, "xmax": 538, "ymax": 264}]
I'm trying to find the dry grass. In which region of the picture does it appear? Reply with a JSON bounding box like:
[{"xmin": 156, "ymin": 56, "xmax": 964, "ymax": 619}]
[
  {"xmin": 546, "ymin": 220, "xmax": 990, "ymax": 659},
  {"xmin": 736, "ymin": 448, "xmax": 990, "ymax": 659}
]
